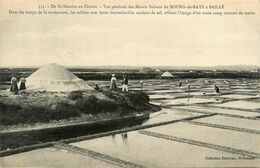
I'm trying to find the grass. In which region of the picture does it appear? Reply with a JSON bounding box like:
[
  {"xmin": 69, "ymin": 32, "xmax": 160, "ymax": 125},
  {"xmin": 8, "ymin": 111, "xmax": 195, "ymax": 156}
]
[
  {"xmin": 0, "ymin": 101, "xmax": 81, "ymax": 125},
  {"xmin": 1, "ymin": 68, "xmax": 259, "ymax": 84},
  {"xmin": 68, "ymin": 90, "xmax": 83, "ymax": 100},
  {"xmin": 0, "ymin": 90, "xmax": 153, "ymax": 126},
  {"xmin": 75, "ymin": 95, "xmax": 99, "ymax": 113}
]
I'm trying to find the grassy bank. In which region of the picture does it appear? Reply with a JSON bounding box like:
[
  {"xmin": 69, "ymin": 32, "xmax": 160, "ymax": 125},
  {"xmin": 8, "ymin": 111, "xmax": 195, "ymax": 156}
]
[
  {"xmin": 0, "ymin": 89, "xmax": 157, "ymax": 126},
  {"xmin": 1, "ymin": 68, "xmax": 259, "ymax": 85}
]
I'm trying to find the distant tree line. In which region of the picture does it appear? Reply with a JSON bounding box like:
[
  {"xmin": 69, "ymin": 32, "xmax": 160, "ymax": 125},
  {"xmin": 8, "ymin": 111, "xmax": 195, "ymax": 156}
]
[{"xmin": 0, "ymin": 68, "xmax": 259, "ymax": 85}]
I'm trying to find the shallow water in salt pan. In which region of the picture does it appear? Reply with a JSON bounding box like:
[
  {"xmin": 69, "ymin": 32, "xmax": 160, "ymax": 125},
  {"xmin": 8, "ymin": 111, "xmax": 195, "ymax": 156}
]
[
  {"xmin": 153, "ymin": 98, "xmax": 219, "ymax": 106},
  {"xmin": 148, "ymin": 123, "xmax": 260, "ymax": 153},
  {"xmin": 213, "ymin": 100, "xmax": 260, "ymax": 110},
  {"xmin": 71, "ymin": 131, "xmax": 257, "ymax": 168},
  {"xmin": 195, "ymin": 115, "xmax": 260, "ymax": 130},
  {"xmin": 2, "ymin": 78, "xmax": 260, "ymax": 167}
]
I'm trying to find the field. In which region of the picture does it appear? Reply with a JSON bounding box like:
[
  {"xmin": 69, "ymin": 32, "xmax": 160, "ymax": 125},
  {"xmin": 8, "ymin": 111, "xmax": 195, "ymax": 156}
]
[
  {"xmin": 0, "ymin": 69, "xmax": 260, "ymax": 167},
  {"xmin": 1, "ymin": 67, "xmax": 259, "ymax": 86},
  {"xmin": 52, "ymin": 78, "xmax": 259, "ymax": 167}
]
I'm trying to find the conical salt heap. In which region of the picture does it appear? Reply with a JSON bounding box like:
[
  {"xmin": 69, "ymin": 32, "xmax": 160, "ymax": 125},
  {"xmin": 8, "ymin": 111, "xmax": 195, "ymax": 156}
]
[
  {"xmin": 161, "ymin": 71, "xmax": 174, "ymax": 77},
  {"xmin": 26, "ymin": 63, "xmax": 93, "ymax": 92}
]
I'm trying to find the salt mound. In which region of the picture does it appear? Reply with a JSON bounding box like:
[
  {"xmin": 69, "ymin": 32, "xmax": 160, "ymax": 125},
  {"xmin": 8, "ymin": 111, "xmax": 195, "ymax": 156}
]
[
  {"xmin": 161, "ymin": 71, "xmax": 174, "ymax": 77},
  {"xmin": 26, "ymin": 63, "xmax": 93, "ymax": 92}
]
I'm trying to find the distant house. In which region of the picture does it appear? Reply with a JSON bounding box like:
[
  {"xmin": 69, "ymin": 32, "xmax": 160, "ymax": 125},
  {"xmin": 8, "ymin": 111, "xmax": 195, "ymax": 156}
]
[
  {"xmin": 155, "ymin": 69, "xmax": 161, "ymax": 73},
  {"xmin": 161, "ymin": 71, "xmax": 175, "ymax": 79},
  {"xmin": 251, "ymin": 68, "xmax": 260, "ymax": 73}
]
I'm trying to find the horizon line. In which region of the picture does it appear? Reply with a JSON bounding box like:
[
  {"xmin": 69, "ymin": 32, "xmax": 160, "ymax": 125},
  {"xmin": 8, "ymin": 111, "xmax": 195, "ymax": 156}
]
[{"xmin": 0, "ymin": 64, "xmax": 259, "ymax": 68}]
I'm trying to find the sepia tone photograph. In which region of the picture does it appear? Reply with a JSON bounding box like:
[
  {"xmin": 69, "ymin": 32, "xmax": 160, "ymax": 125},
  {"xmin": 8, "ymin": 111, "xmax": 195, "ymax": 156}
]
[{"xmin": 0, "ymin": 0, "xmax": 260, "ymax": 167}]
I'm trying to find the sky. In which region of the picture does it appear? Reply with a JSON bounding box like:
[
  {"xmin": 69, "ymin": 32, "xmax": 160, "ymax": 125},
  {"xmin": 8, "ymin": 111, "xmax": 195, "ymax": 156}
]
[{"xmin": 0, "ymin": 0, "xmax": 259, "ymax": 67}]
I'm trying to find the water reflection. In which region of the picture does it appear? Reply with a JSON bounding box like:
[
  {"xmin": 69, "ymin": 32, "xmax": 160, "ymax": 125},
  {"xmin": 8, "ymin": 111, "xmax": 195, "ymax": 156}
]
[
  {"xmin": 121, "ymin": 133, "xmax": 128, "ymax": 143},
  {"xmin": 111, "ymin": 133, "xmax": 128, "ymax": 143},
  {"xmin": 121, "ymin": 133, "xmax": 128, "ymax": 140},
  {"xmin": 112, "ymin": 134, "xmax": 116, "ymax": 139}
]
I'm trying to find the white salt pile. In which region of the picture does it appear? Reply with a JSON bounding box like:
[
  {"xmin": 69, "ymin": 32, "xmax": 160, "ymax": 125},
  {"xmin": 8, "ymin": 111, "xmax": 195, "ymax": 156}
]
[
  {"xmin": 26, "ymin": 63, "xmax": 93, "ymax": 92},
  {"xmin": 161, "ymin": 71, "xmax": 174, "ymax": 78}
]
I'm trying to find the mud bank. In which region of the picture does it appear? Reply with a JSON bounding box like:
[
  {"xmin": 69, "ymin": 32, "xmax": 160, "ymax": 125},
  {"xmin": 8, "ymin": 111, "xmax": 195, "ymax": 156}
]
[
  {"xmin": 0, "ymin": 89, "xmax": 158, "ymax": 126},
  {"xmin": 0, "ymin": 89, "xmax": 160, "ymax": 152},
  {"xmin": 0, "ymin": 113, "xmax": 150, "ymax": 153}
]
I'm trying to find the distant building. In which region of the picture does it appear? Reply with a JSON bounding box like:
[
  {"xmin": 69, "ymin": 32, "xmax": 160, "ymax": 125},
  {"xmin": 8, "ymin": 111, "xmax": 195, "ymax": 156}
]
[
  {"xmin": 161, "ymin": 71, "xmax": 175, "ymax": 79},
  {"xmin": 155, "ymin": 69, "xmax": 161, "ymax": 73},
  {"xmin": 251, "ymin": 68, "xmax": 260, "ymax": 73}
]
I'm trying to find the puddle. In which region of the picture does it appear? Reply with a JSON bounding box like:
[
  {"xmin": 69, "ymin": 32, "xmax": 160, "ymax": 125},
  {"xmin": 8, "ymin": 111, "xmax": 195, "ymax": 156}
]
[
  {"xmin": 70, "ymin": 131, "xmax": 253, "ymax": 168},
  {"xmin": 190, "ymin": 92, "xmax": 215, "ymax": 96},
  {"xmin": 147, "ymin": 90, "xmax": 185, "ymax": 94},
  {"xmin": 157, "ymin": 98, "xmax": 219, "ymax": 106},
  {"xmin": 0, "ymin": 147, "xmax": 119, "ymax": 168},
  {"xmin": 142, "ymin": 108, "xmax": 200, "ymax": 125},
  {"xmin": 174, "ymin": 106, "xmax": 260, "ymax": 117},
  {"xmin": 195, "ymin": 115, "xmax": 260, "ymax": 130},
  {"xmin": 148, "ymin": 123, "xmax": 260, "ymax": 153},
  {"xmin": 220, "ymin": 94, "xmax": 258, "ymax": 99},
  {"xmin": 149, "ymin": 94, "xmax": 183, "ymax": 99},
  {"xmin": 232, "ymin": 89, "xmax": 259, "ymax": 92},
  {"xmin": 213, "ymin": 101, "xmax": 260, "ymax": 110}
]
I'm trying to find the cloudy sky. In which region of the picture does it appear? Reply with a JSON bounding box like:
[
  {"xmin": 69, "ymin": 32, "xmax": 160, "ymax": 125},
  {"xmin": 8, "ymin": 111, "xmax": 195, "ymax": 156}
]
[{"xmin": 0, "ymin": 0, "xmax": 259, "ymax": 67}]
